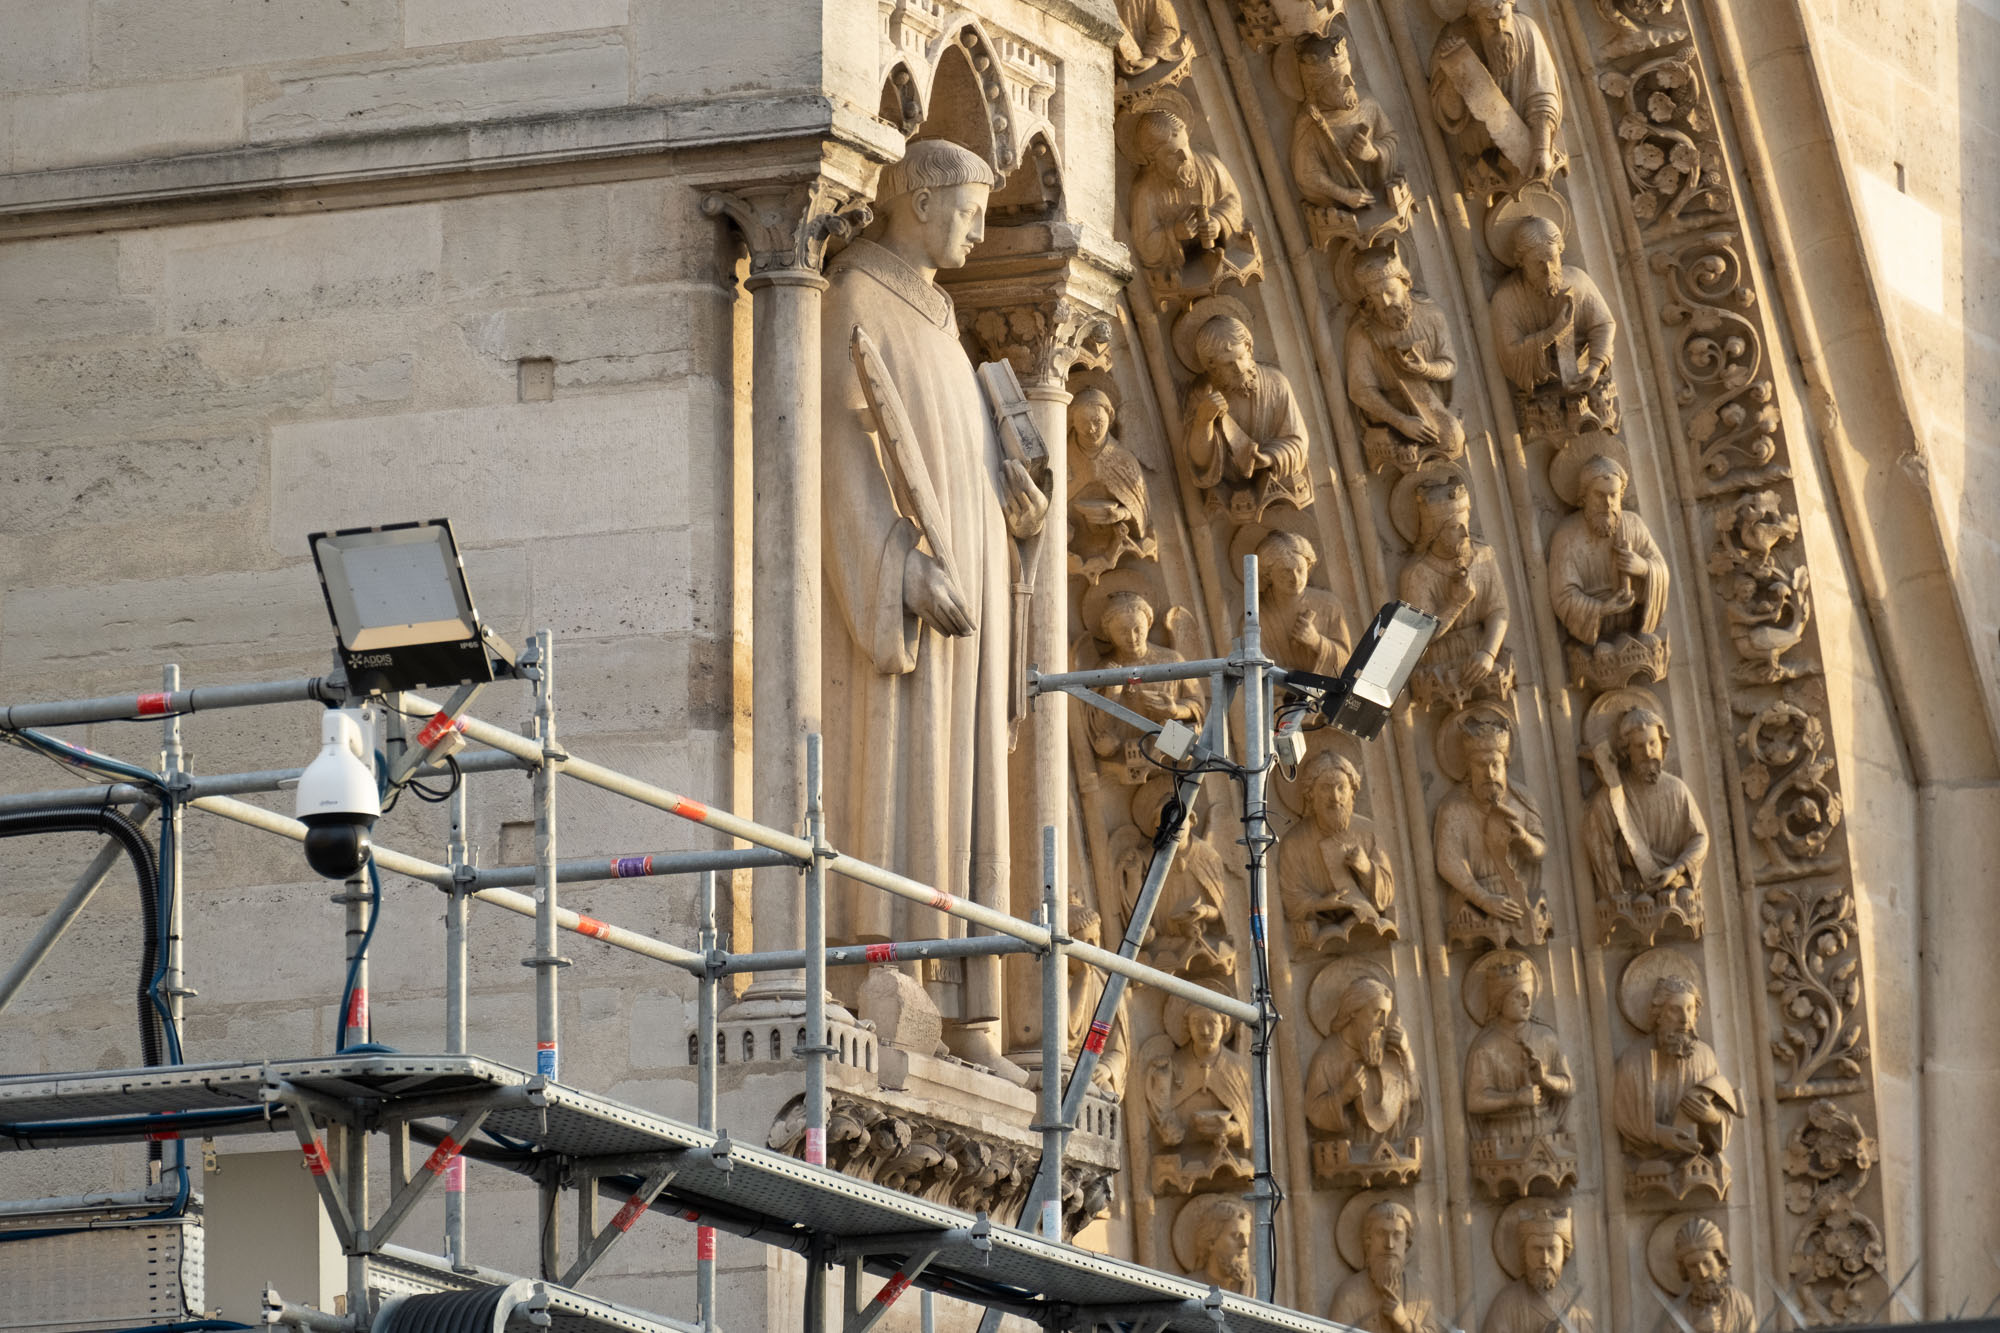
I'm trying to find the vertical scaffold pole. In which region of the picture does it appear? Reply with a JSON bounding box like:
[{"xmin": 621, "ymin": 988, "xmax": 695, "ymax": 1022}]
[
  {"xmin": 1239, "ymin": 554, "xmax": 1279, "ymax": 1303},
  {"xmin": 1035, "ymin": 824, "xmax": 1066, "ymax": 1241},
  {"xmin": 530, "ymin": 629, "xmax": 563, "ymax": 1083},
  {"xmin": 160, "ymin": 664, "xmax": 186, "ymax": 1053},
  {"xmin": 696, "ymin": 868, "xmax": 718, "ymax": 1333},
  {"xmin": 444, "ymin": 777, "xmax": 471, "ymax": 1268},
  {"xmin": 802, "ymin": 733, "xmax": 828, "ymax": 1166},
  {"xmin": 340, "ymin": 866, "xmax": 370, "ymax": 1052}
]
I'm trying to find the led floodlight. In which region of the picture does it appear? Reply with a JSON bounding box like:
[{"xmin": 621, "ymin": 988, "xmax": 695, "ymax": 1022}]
[
  {"xmin": 309, "ymin": 519, "xmax": 514, "ymax": 695},
  {"xmin": 1283, "ymin": 601, "xmax": 1440, "ymax": 741}
]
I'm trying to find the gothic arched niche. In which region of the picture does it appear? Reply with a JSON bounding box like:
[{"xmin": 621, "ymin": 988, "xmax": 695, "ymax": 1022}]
[
  {"xmin": 916, "ymin": 25, "xmax": 1005, "ymax": 173},
  {"xmin": 879, "ymin": 61, "xmax": 923, "ymax": 137},
  {"xmin": 986, "ymin": 130, "xmax": 1065, "ymax": 228}
]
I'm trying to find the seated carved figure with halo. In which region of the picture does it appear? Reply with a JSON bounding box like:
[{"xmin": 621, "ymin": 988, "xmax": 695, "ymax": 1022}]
[
  {"xmin": 1462, "ymin": 950, "xmax": 1578, "ymax": 1198},
  {"xmin": 1615, "ymin": 950, "xmax": 1743, "ymax": 1203},
  {"xmin": 1066, "ymin": 383, "xmax": 1158, "ymax": 585},
  {"xmin": 1488, "ymin": 192, "xmax": 1620, "ymax": 439},
  {"xmin": 1076, "ymin": 578, "xmax": 1202, "ymax": 788},
  {"xmin": 1124, "ymin": 93, "xmax": 1263, "ymax": 307},
  {"xmin": 1582, "ymin": 688, "xmax": 1709, "ymax": 945},
  {"xmin": 1171, "ymin": 1193, "xmax": 1254, "ymax": 1295},
  {"xmin": 1277, "ymin": 748, "xmax": 1395, "ymax": 952},
  {"xmin": 1304, "ymin": 962, "xmax": 1423, "ymax": 1187},
  {"xmin": 1284, "ymin": 31, "xmax": 1413, "ymax": 252},
  {"xmin": 1433, "ymin": 704, "xmax": 1550, "ymax": 951},
  {"xmin": 1548, "ymin": 441, "xmax": 1671, "ymax": 690},
  {"xmin": 1328, "ymin": 1194, "xmax": 1444, "ymax": 1333},
  {"xmin": 1141, "ymin": 987, "xmax": 1255, "ymax": 1195},
  {"xmin": 1176, "ymin": 297, "xmax": 1316, "ymax": 523},
  {"xmin": 1113, "ymin": 778, "xmax": 1236, "ymax": 984},
  {"xmin": 1344, "ymin": 247, "xmax": 1465, "ymax": 474},
  {"xmin": 1648, "ymin": 1215, "xmax": 1757, "ymax": 1333},
  {"xmin": 1393, "ymin": 470, "xmax": 1514, "ymax": 710},
  {"xmin": 1485, "ymin": 1202, "xmax": 1595, "ymax": 1333},
  {"xmin": 1244, "ymin": 527, "xmax": 1350, "ymax": 675},
  {"xmin": 1427, "ymin": 0, "xmax": 1567, "ymax": 199}
]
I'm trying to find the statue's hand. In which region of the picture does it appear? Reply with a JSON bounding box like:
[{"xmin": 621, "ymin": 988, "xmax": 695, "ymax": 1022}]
[
  {"xmin": 1679, "ymin": 1091, "xmax": 1722, "ymax": 1125},
  {"xmin": 1197, "ymin": 210, "xmax": 1222, "ymax": 247},
  {"xmin": 1529, "ymin": 142, "xmax": 1556, "ymax": 183},
  {"xmin": 1604, "ymin": 585, "xmax": 1638, "ymax": 615},
  {"xmin": 1340, "ymin": 187, "xmax": 1376, "ymax": 210},
  {"xmin": 1001, "ymin": 457, "xmax": 1049, "ymax": 539},
  {"xmin": 904, "ymin": 547, "xmax": 975, "ymax": 637},
  {"xmin": 1437, "ymin": 28, "xmax": 1468, "ymax": 58}
]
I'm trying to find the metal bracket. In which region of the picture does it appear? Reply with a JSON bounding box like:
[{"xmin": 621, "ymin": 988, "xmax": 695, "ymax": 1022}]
[
  {"xmin": 385, "ymin": 682, "xmax": 484, "ymax": 790},
  {"xmin": 367, "ymin": 1105, "xmax": 491, "ymax": 1252},
  {"xmin": 561, "ymin": 1164, "xmax": 678, "ymax": 1288},
  {"xmin": 842, "ymin": 1247, "xmax": 942, "ymax": 1333},
  {"xmin": 274, "ymin": 1095, "xmax": 356, "ymax": 1251}
]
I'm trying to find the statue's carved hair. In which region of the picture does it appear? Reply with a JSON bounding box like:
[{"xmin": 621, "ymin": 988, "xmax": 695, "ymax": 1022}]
[
  {"xmin": 1509, "ymin": 215, "xmax": 1565, "ymax": 266},
  {"xmin": 1674, "ymin": 1217, "xmax": 1727, "ymax": 1266},
  {"xmin": 1134, "ymin": 110, "xmax": 1189, "ymax": 161},
  {"xmin": 1071, "ymin": 386, "xmax": 1115, "ymax": 416},
  {"xmin": 1648, "ymin": 973, "xmax": 1702, "ymax": 1024},
  {"xmin": 1191, "ymin": 1195, "xmax": 1252, "ymax": 1255},
  {"xmin": 1617, "ymin": 705, "xmax": 1670, "ymax": 751},
  {"xmin": 1102, "ymin": 589, "xmax": 1155, "ymax": 632},
  {"xmin": 1517, "ymin": 1205, "xmax": 1574, "ymax": 1256},
  {"xmin": 1579, "ymin": 453, "xmax": 1629, "ymax": 493},
  {"xmin": 1355, "ymin": 247, "xmax": 1411, "ymax": 289},
  {"xmin": 878, "ymin": 139, "xmax": 995, "ymax": 203},
  {"xmin": 1301, "ymin": 748, "xmax": 1361, "ymax": 799},
  {"xmin": 1195, "ymin": 315, "xmax": 1252, "ymax": 369},
  {"xmin": 1257, "ymin": 528, "xmax": 1317, "ymax": 573},
  {"xmin": 1363, "ymin": 1198, "xmax": 1414, "ymax": 1240},
  {"xmin": 1332, "ymin": 976, "xmax": 1394, "ymax": 1033}
]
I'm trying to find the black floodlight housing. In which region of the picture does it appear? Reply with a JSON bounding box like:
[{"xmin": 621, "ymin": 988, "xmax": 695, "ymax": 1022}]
[
  {"xmin": 309, "ymin": 519, "xmax": 515, "ymax": 695},
  {"xmin": 1285, "ymin": 601, "xmax": 1440, "ymax": 741}
]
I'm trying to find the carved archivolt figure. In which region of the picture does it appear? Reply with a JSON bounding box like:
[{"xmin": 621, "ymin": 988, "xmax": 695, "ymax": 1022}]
[
  {"xmin": 821, "ymin": 140, "xmax": 1048, "ymax": 1078},
  {"xmin": 1177, "ymin": 303, "xmax": 1315, "ymax": 522},
  {"xmin": 1486, "ymin": 1204, "xmax": 1596, "ymax": 1333},
  {"xmin": 1345, "ymin": 249, "xmax": 1464, "ymax": 474},
  {"xmin": 1127, "ymin": 102, "xmax": 1263, "ymax": 306},
  {"xmin": 1115, "ymin": 0, "xmax": 1194, "ymax": 89},
  {"xmin": 1582, "ymin": 695, "xmax": 1709, "ymax": 944},
  {"xmin": 1548, "ymin": 454, "xmax": 1671, "ymax": 690},
  {"xmin": 1172, "ymin": 1193, "xmax": 1255, "ymax": 1294},
  {"xmin": 1650, "ymin": 1216, "xmax": 1757, "ymax": 1333},
  {"xmin": 1395, "ymin": 473, "xmax": 1513, "ymax": 710},
  {"xmin": 1064, "ymin": 897, "xmax": 1131, "ymax": 1096},
  {"xmin": 1615, "ymin": 957, "xmax": 1743, "ymax": 1202},
  {"xmin": 1289, "ymin": 32, "xmax": 1412, "ymax": 251},
  {"xmin": 1305, "ymin": 966, "xmax": 1423, "ymax": 1186},
  {"xmin": 1428, "ymin": 0, "xmax": 1566, "ymax": 198},
  {"xmin": 1080, "ymin": 584, "xmax": 1203, "ymax": 787},
  {"xmin": 1433, "ymin": 706, "xmax": 1550, "ymax": 951},
  {"xmin": 1278, "ymin": 749, "xmax": 1395, "ymax": 951},
  {"xmin": 1254, "ymin": 529, "xmax": 1350, "ymax": 674},
  {"xmin": 1117, "ymin": 779, "xmax": 1236, "ymax": 983},
  {"xmin": 1491, "ymin": 214, "xmax": 1620, "ymax": 437},
  {"xmin": 1141, "ymin": 990, "xmax": 1255, "ymax": 1194},
  {"xmin": 1067, "ymin": 386, "xmax": 1158, "ymax": 585},
  {"xmin": 1709, "ymin": 489, "xmax": 1811, "ymax": 683},
  {"xmin": 1329, "ymin": 1195, "xmax": 1444, "ymax": 1333},
  {"xmin": 1462, "ymin": 951, "xmax": 1577, "ymax": 1198}
]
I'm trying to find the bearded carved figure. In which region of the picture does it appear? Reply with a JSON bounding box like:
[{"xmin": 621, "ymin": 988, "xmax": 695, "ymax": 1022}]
[
  {"xmin": 1491, "ymin": 216, "xmax": 1620, "ymax": 438},
  {"xmin": 1141, "ymin": 992, "xmax": 1255, "ymax": 1194},
  {"xmin": 1428, "ymin": 0, "xmax": 1567, "ymax": 197},
  {"xmin": 1615, "ymin": 969, "xmax": 1743, "ymax": 1202},
  {"xmin": 1433, "ymin": 708, "xmax": 1550, "ymax": 951},
  {"xmin": 1278, "ymin": 749, "xmax": 1395, "ymax": 951},
  {"xmin": 1116, "ymin": 780, "xmax": 1237, "ymax": 984},
  {"xmin": 1548, "ymin": 454, "xmax": 1672, "ymax": 690},
  {"xmin": 1115, "ymin": 0, "xmax": 1193, "ymax": 84},
  {"xmin": 1080, "ymin": 588, "xmax": 1203, "ymax": 787},
  {"xmin": 1256, "ymin": 529, "xmax": 1351, "ymax": 675},
  {"xmin": 1463, "ymin": 951, "xmax": 1578, "ymax": 1198},
  {"xmin": 1653, "ymin": 1217, "xmax": 1757, "ymax": 1333},
  {"xmin": 1486, "ymin": 1205, "xmax": 1596, "ymax": 1333},
  {"xmin": 1067, "ymin": 387, "xmax": 1158, "ymax": 585},
  {"xmin": 1396, "ymin": 475, "xmax": 1513, "ymax": 710},
  {"xmin": 1583, "ymin": 702, "xmax": 1710, "ymax": 944},
  {"xmin": 1291, "ymin": 31, "xmax": 1412, "ymax": 251},
  {"xmin": 1128, "ymin": 107, "xmax": 1263, "ymax": 306},
  {"xmin": 1328, "ymin": 1199, "xmax": 1444, "ymax": 1333},
  {"xmin": 1305, "ymin": 971, "xmax": 1423, "ymax": 1186},
  {"xmin": 1346, "ymin": 249, "xmax": 1464, "ymax": 474},
  {"xmin": 1180, "ymin": 311, "xmax": 1316, "ymax": 522},
  {"xmin": 1174, "ymin": 1193, "xmax": 1255, "ymax": 1295}
]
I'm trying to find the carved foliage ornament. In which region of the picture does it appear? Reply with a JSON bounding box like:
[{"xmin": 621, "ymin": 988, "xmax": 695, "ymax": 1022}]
[
  {"xmin": 1738, "ymin": 698, "xmax": 1845, "ymax": 879},
  {"xmin": 1651, "ymin": 233, "xmax": 1786, "ymax": 495},
  {"xmin": 1597, "ymin": 54, "xmax": 1730, "ymax": 230},
  {"xmin": 702, "ymin": 177, "xmax": 871, "ymax": 275},
  {"xmin": 968, "ymin": 298, "xmax": 1113, "ymax": 390},
  {"xmin": 1783, "ymin": 1100, "xmax": 1887, "ymax": 1322},
  {"xmin": 1760, "ymin": 876, "xmax": 1867, "ymax": 1099}
]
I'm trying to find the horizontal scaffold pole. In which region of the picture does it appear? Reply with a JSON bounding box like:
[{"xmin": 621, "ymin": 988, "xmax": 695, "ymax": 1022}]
[
  {"xmin": 718, "ymin": 934, "xmax": 1038, "ymax": 976},
  {"xmin": 0, "ymin": 751, "xmax": 530, "ymax": 818},
  {"xmin": 0, "ymin": 675, "xmax": 343, "ymax": 729}
]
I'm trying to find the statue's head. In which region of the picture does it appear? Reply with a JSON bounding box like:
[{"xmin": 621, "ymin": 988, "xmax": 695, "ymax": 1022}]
[
  {"xmin": 1463, "ymin": 718, "xmax": 1513, "ymax": 808},
  {"xmin": 1648, "ymin": 974, "xmax": 1702, "ymax": 1059},
  {"xmin": 1101, "ymin": 590, "xmax": 1156, "ymax": 661},
  {"xmin": 875, "ymin": 139, "xmax": 995, "ymax": 273},
  {"xmin": 1360, "ymin": 1200, "xmax": 1414, "ymax": 1278},
  {"xmin": 1296, "ymin": 30, "xmax": 1358, "ymax": 110},
  {"xmin": 1416, "ymin": 478, "xmax": 1472, "ymax": 558},
  {"xmin": 1334, "ymin": 976, "xmax": 1395, "ymax": 1066},
  {"xmin": 1517, "ymin": 1207, "xmax": 1572, "ymax": 1292},
  {"xmin": 1510, "ymin": 216, "xmax": 1568, "ymax": 298},
  {"xmin": 1069, "ymin": 387, "xmax": 1115, "ymax": 450},
  {"xmin": 1134, "ymin": 110, "xmax": 1198, "ymax": 187},
  {"xmin": 1674, "ymin": 1218, "xmax": 1730, "ymax": 1303},
  {"xmin": 1617, "ymin": 706, "xmax": 1670, "ymax": 785},
  {"xmin": 1195, "ymin": 315, "xmax": 1258, "ymax": 391},
  {"xmin": 1734, "ymin": 489, "xmax": 1794, "ymax": 555},
  {"xmin": 1256, "ymin": 529, "xmax": 1316, "ymax": 599},
  {"xmin": 1192, "ymin": 1197, "xmax": 1255, "ymax": 1289},
  {"xmin": 1494, "ymin": 955, "xmax": 1539, "ymax": 1024},
  {"xmin": 1469, "ymin": 0, "xmax": 1517, "ymax": 33},
  {"xmin": 1579, "ymin": 455, "xmax": 1629, "ymax": 538},
  {"xmin": 1356, "ymin": 248, "xmax": 1415, "ymax": 331},
  {"xmin": 1301, "ymin": 750, "xmax": 1360, "ymax": 830}
]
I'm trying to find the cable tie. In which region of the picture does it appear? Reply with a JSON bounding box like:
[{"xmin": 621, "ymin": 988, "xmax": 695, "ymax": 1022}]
[{"xmin": 612, "ymin": 855, "xmax": 653, "ymax": 879}]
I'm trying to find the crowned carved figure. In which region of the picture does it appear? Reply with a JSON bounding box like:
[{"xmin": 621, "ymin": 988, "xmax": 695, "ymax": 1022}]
[
  {"xmin": 1653, "ymin": 1217, "xmax": 1757, "ymax": 1333},
  {"xmin": 1080, "ymin": 587, "xmax": 1203, "ymax": 787},
  {"xmin": 1180, "ymin": 308, "xmax": 1316, "ymax": 522},
  {"xmin": 1306, "ymin": 970, "xmax": 1423, "ymax": 1186},
  {"xmin": 1141, "ymin": 990, "xmax": 1255, "ymax": 1194},
  {"xmin": 1434, "ymin": 708, "xmax": 1551, "ymax": 950},
  {"xmin": 1486, "ymin": 1205, "xmax": 1596, "ymax": 1333},
  {"xmin": 822, "ymin": 140, "xmax": 1049, "ymax": 1078},
  {"xmin": 1583, "ymin": 701, "xmax": 1709, "ymax": 944},
  {"xmin": 1291, "ymin": 32, "xmax": 1413, "ymax": 251},
  {"xmin": 1549, "ymin": 455, "xmax": 1672, "ymax": 690},
  {"xmin": 1278, "ymin": 750, "xmax": 1395, "ymax": 951},
  {"xmin": 1463, "ymin": 951, "xmax": 1578, "ymax": 1197},
  {"xmin": 1128, "ymin": 106, "xmax": 1263, "ymax": 306},
  {"xmin": 1116, "ymin": 779, "xmax": 1237, "ymax": 984},
  {"xmin": 1346, "ymin": 249, "xmax": 1465, "ymax": 474},
  {"xmin": 1615, "ymin": 966, "xmax": 1743, "ymax": 1202},
  {"xmin": 1428, "ymin": 0, "xmax": 1567, "ymax": 198},
  {"xmin": 1067, "ymin": 387, "xmax": 1158, "ymax": 585},
  {"xmin": 1256, "ymin": 529, "xmax": 1351, "ymax": 675},
  {"xmin": 1396, "ymin": 475, "xmax": 1514, "ymax": 710},
  {"xmin": 1173, "ymin": 1193, "xmax": 1255, "ymax": 1295},
  {"xmin": 1492, "ymin": 216, "xmax": 1620, "ymax": 437},
  {"xmin": 1328, "ymin": 1197, "xmax": 1444, "ymax": 1333}
]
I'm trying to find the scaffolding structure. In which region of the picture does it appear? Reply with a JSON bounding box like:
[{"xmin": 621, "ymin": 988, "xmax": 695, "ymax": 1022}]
[{"xmin": 0, "ymin": 559, "xmax": 1359, "ymax": 1333}]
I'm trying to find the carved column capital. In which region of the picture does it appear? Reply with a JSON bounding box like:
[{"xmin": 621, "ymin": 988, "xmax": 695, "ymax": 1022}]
[
  {"xmin": 702, "ymin": 176, "xmax": 872, "ymax": 279},
  {"xmin": 965, "ymin": 296, "xmax": 1114, "ymax": 392}
]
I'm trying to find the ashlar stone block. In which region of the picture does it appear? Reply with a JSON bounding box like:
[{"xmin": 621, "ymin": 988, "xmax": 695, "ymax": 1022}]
[
  {"xmin": 405, "ymin": 0, "xmax": 631, "ymax": 48},
  {"xmin": 0, "ymin": 0, "xmax": 88, "ymax": 95},
  {"xmin": 8, "ymin": 77, "xmax": 243, "ymax": 172},
  {"xmin": 91, "ymin": 0, "xmax": 400, "ymax": 82},
  {"xmin": 163, "ymin": 207, "xmax": 443, "ymax": 332}
]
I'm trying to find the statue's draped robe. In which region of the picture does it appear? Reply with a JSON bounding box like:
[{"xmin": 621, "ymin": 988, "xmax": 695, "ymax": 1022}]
[
  {"xmin": 1291, "ymin": 98, "xmax": 1401, "ymax": 208},
  {"xmin": 1132, "ymin": 150, "xmax": 1245, "ymax": 276},
  {"xmin": 1306, "ymin": 1036, "xmax": 1419, "ymax": 1139},
  {"xmin": 1428, "ymin": 15, "xmax": 1564, "ymax": 178},
  {"xmin": 1549, "ymin": 510, "xmax": 1669, "ymax": 643},
  {"xmin": 821, "ymin": 238, "xmax": 1015, "ymax": 1020},
  {"xmin": 1434, "ymin": 788, "xmax": 1544, "ymax": 927},
  {"xmin": 1584, "ymin": 772, "xmax": 1707, "ymax": 896},
  {"xmin": 1613, "ymin": 1039, "xmax": 1739, "ymax": 1158},
  {"xmin": 1399, "ymin": 544, "xmax": 1505, "ymax": 655},
  {"xmin": 1116, "ymin": 0, "xmax": 1184, "ymax": 69},
  {"xmin": 1068, "ymin": 436, "xmax": 1155, "ymax": 576},
  {"xmin": 1153, "ymin": 1045, "xmax": 1255, "ymax": 1158},
  {"xmin": 1262, "ymin": 585, "xmax": 1350, "ymax": 674},
  {"xmin": 1345, "ymin": 302, "xmax": 1458, "ymax": 450},
  {"xmin": 1329, "ymin": 1271, "xmax": 1442, "ymax": 1333},
  {"xmin": 1464, "ymin": 1019, "xmax": 1571, "ymax": 1140},
  {"xmin": 1277, "ymin": 821, "xmax": 1388, "ymax": 944},
  {"xmin": 1658, "ymin": 1288, "xmax": 1758, "ymax": 1333},
  {"xmin": 1484, "ymin": 1279, "xmax": 1595, "ymax": 1333},
  {"xmin": 1182, "ymin": 366, "xmax": 1314, "ymax": 516},
  {"xmin": 1492, "ymin": 265, "xmax": 1617, "ymax": 394}
]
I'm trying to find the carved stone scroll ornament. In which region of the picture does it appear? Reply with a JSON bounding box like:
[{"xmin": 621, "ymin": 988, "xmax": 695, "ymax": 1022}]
[
  {"xmin": 1277, "ymin": 748, "xmax": 1396, "ymax": 952},
  {"xmin": 1547, "ymin": 446, "xmax": 1672, "ymax": 691},
  {"xmin": 1304, "ymin": 962, "xmax": 1423, "ymax": 1187},
  {"xmin": 1171, "ymin": 1192, "xmax": 1256, "ymax": 1294},
  {"xmin": 1759, "ymin": 876, "xmax": 1868, "ymax": 1100},
  {"xmin": 1393, "ymin": 470, "xmax": 1515, "ymax": 710},
  {"xmin": 1652, "ymin": 233, "xmax": 1786, "ymax": 495},
  {"xmin": 1066, "ymin": 385, "xmax": 1158, "ymax": 585},
  {"xmin": 1783, "ymin": 1100, "xmax": 1887, "ymax": 1322},
  {"xmin": 1140, "ymin": 988, "xmax": 1256, "ymax": 1195},
  {"xmin": 1488, "ymin": 197, "xmax": 1621, "ymax": 439},
  {"xmin": 1426, "ymin": 0, "xmax": 1567, "ymax": 200},
  {"xmin": 1707, "ymin": 490, "xmax": 1812, "ymax": 684},
  {"xmin": 1433, "ymin": 705, "xmax": 1551, "ymax": 950},
  {"xmin": 1581, "ymin": 689, "xmax": 1709, "ymax": 945},
  {"xmin": 1461, "ymin": 950, "xmax": 1577, "ymax": 1198},
  {"xmin": 1122, "ymin": 95, "xmax": 1264, "ymax": 309},
  {"xmin": 1344, "ymin": 248, "xmax": 1466, "ymax": 474},
  {"xmin": 1173, "ymin": 298, "xmax": 1316, "ymax": 523},
  {"xmin": 1737, "ymin": 697, "xmax": 1844, "ymax": 880},
  {"xmin": 1646, "ymin": 1215, "xmax": 1757, "ymax": 1333},
  {"xmin": 1614, "ymin": 951, "xmax": 1744, "ymax": 1203},
  {"xmin": 701, "ymin": 176, "xmax": 870, "ymax": 276},
  {"xmin": 1485, "ymin": 1203, "xmax": 1596, "ymax": 1333},
  {"xmin": 1282, "ymin": 33, "xmax": 1414, "ymax": 253},
  {"xmin": 1114, "ymin": 779, "xmax": 1237, "ymax": 984},
  {"xmin": 1329, "ymin": 1194, "xmax": 1445, "ymax": 1333},
  {"xmin": 1598, "ymin": 53, "xmax": 1730, "ymax": 230}
]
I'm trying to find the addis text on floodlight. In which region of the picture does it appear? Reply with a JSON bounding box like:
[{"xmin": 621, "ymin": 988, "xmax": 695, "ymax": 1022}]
[
  {"xmin": 309, "ymin": 519, "xmax": 515, "ymax": 695},
  {"xmin": 1280, "ymin": 600, "xmax": 1440, "ymax": 746}
]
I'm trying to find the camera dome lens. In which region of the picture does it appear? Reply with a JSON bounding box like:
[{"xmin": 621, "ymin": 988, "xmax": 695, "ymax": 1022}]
[{"xmin": 304, "ymin": 822, "xmax": 372, "ymax": 879}]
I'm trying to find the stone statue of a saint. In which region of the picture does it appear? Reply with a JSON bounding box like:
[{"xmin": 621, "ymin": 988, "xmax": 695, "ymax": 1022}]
[
  {"xmin": 1278, "ymin": 750, "xmax": 1394, "ymax": 950},
  {"xmin": 1583, "ymin": 705, "xmax": 1709, "ymax": 944},
  {"xmin": 1256, "ymin": 530, "xmax": 1350, "ymax": 674},
  {"xmin": 1181, "ymin": 312, "xmax": 1315, "ymax": 522},
  {"xmin": 1116, "ymin": 0, "xmax": 1194, "ymax": 87},
  {"xmin": 1463, "ymin": 951, "xmax": 1577, "ymax": 1197},
  {"xmin": 1063, "ymin": 897, "xmax": 1130, "ymax": 1095},
  {"xmin": 821, "ymin": 139, "xmax": 1049, "ymax": 1078},
  {"xmin": 1142, "ymin": 992, "xmax": 1255, "ymax": 1194},
  {"xmin": 1117, "ymin": 780, "xmax": 1236, "ymax": 983},
  {"xmin": 1346, "ymin": 249, "xmax": 1465, "ymax": 474},
  {"xmin": 1427, "ymin": 0, "xmax": 1566, "ymax": 197},
  {"xmin": 1491, "ymin": 216, "xmax": 1619, "ymax": 437},
  {"xmin": 1654, "ymin": 1217, "xmax": 1756, "ymax": 1333},
  {"xmin": 1174, "ymin": 1193, "xmax": 1255, "ymax": 1295},
  {"xmin": 1067, "ymin": 387, "xmax": 1157, "ymax": 585},
  {"xmin": 1128, "ymin": 106, "xmax": 1261, "ymax": 305},
  {"xmin": 1396, "ymin": 475, "xmax": 1513, "ymax": 710},
  {"xmin": 1433, "ymin": 709, "xmax": 1550, "ymax": 951},
  {"xmin": 1081, "ymin": 589, "xmax": 1203, "ymax": 787},
  {"xmin": 1549, "ymin": 455, "xmax": 1671, "ymax": 690},
  {"xmin": 1485, "ymin": 1205, "xmax": 1596, "ymax": 1333},
  {"xmin": 1306, "ymin": 974, "xmax": 1423, "ymax": 1186},
  {"xmin": 1329, "ymin": 1199, "xmax": 1443, "ymax": 1333},
  {"xmin": 1290, "ymin": 32, "xmax": 1412, "ymax": 251},
  {"xmin": 1615, "ymin": 973, "xmax": 1742, "ymax": 1201}
]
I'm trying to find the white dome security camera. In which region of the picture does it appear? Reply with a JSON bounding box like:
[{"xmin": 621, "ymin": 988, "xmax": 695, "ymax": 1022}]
[{"xmin": 296, "ymin": 708, "xmax": 381, "ymax": 879}]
